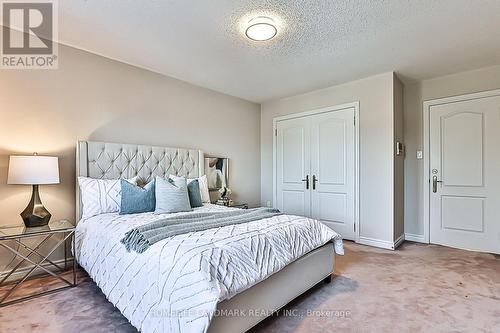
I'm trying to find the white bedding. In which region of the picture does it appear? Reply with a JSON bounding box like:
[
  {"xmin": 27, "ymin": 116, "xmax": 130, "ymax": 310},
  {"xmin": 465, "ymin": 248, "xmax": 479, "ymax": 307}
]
[{"xmin": 75, "ymin": 204, "xmax": 343, "ymax": 333}]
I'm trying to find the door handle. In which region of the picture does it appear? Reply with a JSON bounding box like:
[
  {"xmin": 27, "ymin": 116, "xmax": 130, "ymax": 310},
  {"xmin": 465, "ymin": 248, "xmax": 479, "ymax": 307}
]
[
  {"xmin": 301, "ymin": 175, "xmax": 309, "ymax": 189},
  {"xmin": 312, "ymin": 175, "xmax": 318, "ymax": 190},
  {"xmin": 432, "ymin": 175, "xmax": 443, "ymax": 193}
]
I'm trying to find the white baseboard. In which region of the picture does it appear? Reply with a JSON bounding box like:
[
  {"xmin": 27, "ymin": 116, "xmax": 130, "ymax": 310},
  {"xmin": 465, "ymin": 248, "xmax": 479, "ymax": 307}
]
[
  {"xmin": 358, "ymin": 237, "xmax": 396, "ymax": 250},
  {"xmin": 0, "ymin": 257, "xmax": 75, "ymax": 284},
  {"xmin": 358, "ymin": 234, "xmax": 405, "ymax": 250},
  {"xmin": 404, "ymin": 233, "xmax": 426, "ymax": 243},
  {"xmin": 394, "ymin": 234, "xmax": 405, "ymax": 249}
]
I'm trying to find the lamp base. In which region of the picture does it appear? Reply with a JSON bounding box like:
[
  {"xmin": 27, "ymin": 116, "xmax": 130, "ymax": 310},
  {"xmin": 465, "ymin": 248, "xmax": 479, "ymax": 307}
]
[{"xmin": 20, "ymin": 185, "xmax": 51, "ymax": 228}]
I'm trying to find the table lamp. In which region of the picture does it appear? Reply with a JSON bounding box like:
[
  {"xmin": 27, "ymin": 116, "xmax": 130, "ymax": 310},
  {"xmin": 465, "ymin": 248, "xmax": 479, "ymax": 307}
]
[{"xmin": 7, "ymin": 154, "xmax": 60, "ymax": 227}]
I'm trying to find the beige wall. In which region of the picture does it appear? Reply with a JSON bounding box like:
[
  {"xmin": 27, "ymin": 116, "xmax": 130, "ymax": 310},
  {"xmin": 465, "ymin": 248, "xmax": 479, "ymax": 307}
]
[
  {"xmin": 261, "ymin": 72, "xmax": 398, "ymax": 244},
  {"xmin": 404, "ymin": 65, "xmax": 500, "ymax": 237},
  {"xmin": 393, "ymin": 74, "xmax": 405, "ymax": 241},
  {"xmin": 0, "ymin": 44, "xmax": 260, "ymax": 270}
]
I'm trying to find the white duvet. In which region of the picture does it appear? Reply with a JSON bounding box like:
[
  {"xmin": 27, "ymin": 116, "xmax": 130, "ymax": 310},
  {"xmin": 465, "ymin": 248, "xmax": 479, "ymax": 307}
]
[{"xmin": 75, "ymin": 204, "xmax": 343, "ymax": 333}]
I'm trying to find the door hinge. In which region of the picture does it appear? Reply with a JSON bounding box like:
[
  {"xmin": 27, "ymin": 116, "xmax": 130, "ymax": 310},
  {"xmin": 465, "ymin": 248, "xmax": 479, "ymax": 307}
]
[
  {"xmin": 275, "ymin": 128, "xmax": 277, "ymax": 136},
  {"xmin": 354, "ymin": 115, "xmax": 356, "ymax": 126},
  {"xmin": 354, "ymin": 223, "xmax": 356, "ymax": 232}
]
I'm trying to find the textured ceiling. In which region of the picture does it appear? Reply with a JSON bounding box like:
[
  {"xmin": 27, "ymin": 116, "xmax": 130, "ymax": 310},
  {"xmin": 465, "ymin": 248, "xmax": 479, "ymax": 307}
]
[{"xmin": 57, "ymin": 0, "xmax": 500, "ymax": 102}]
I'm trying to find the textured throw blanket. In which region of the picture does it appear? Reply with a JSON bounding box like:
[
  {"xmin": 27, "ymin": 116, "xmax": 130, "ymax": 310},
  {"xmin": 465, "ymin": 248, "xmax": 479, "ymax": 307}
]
[{"xmin": 121, "ymin": 207, "xmax": 281, "ymax": 253}]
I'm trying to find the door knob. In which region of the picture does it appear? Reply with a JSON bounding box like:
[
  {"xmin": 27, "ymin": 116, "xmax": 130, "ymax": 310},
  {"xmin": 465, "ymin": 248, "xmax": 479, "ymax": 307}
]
[
  {"xmin": 432, "ymin": 175, "xmax": 443, "ymax": 193},
  {"xmin": 301, "ymin": 175, "xmax": 309, "ymax": 189},
  {"xmin": 312, "ymin": 175, "xmax": 318, "ymax": 190}
]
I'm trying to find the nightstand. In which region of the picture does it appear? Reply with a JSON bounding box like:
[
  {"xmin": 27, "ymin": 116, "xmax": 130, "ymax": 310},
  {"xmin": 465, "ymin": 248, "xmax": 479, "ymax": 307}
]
[
  {"xmin": 0, "ymin": 220, "xmax": 77, "ymax": 306},
  {"xmin": 215, "ymin": 202, "xmax": 249, "ymax": 209}
]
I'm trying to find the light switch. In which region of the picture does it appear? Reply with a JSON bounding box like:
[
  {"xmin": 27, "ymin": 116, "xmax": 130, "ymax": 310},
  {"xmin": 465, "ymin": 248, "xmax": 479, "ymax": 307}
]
[{"xmin": 416, "ymin": 150, "xmax": 423, "ymax": 160}]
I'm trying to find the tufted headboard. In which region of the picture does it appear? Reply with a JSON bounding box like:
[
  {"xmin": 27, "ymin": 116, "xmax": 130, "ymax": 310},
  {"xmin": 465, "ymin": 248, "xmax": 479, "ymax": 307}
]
[{"xmin": 76, "ymin": 141, "xmax": 204, "ymax": 221}]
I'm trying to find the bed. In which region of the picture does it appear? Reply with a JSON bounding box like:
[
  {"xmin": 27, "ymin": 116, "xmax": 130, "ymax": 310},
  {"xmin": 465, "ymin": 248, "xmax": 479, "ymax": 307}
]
[{"xmin": 75, "ymin": 141, "xmax": 343, "ymax": 333}]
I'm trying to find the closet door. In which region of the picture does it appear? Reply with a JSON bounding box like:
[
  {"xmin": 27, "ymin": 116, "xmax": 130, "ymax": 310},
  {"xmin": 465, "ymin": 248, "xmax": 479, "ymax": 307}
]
[
  {"xmin": 310, "ymin": 108, "xmax": 356, "ymax": 239},
  {"xmin": 276, "ymin": 117, "xmax": 311, "ymax": 216}
]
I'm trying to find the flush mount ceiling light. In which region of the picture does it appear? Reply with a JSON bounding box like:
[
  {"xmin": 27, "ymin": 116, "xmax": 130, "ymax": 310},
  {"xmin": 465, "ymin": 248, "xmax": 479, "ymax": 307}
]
[{"xmin": 245, "ymin": 16, "xmax": 277, "ymax": 41}]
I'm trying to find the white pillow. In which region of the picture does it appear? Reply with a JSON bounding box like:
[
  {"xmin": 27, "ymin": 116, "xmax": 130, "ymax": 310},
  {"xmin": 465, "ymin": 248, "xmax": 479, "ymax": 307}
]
[
  {"xmin": 169, "ymin": 174, "xmax": 210, "ymax": 203},
  {"xmin": 78, "ymin": 176, "xmax": 137, "ymax": 219}
]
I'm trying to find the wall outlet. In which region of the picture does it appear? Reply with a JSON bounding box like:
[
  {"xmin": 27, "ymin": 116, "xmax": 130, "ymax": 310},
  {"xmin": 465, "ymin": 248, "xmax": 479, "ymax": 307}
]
[
  {"xmin": 266, "ymin": 201, "xmax": 272, "ymax": 207},
  {"xmin": 416, "ymin": 150, "xmax": 423, "ymax": 160}
]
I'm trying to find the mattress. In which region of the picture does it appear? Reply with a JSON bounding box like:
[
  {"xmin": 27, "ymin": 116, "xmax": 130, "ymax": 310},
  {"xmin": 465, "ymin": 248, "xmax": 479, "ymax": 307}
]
[{"xmin": 75, "ymin": 204, "xmax": 342, "ymax": 333}]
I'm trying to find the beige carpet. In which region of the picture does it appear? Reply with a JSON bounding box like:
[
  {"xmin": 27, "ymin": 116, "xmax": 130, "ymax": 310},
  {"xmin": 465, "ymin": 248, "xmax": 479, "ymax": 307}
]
[{"xmin": 0, "ymin": 241, "xmax": 499, "ymax": 333}]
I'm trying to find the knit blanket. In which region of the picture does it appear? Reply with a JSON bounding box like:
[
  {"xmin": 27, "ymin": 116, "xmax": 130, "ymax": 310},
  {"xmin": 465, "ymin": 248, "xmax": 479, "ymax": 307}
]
[{"xmin": 121, "ymin": 207, "xmax": 281, "ymax": 253}]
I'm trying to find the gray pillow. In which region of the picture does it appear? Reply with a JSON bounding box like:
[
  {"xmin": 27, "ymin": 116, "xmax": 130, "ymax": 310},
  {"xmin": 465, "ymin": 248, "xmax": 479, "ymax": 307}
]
[
  {"xmin": 187, "ymin": 179, "xmax": 203, "ymax": 208},
  {"xmin": 120, "ymin": 179, "xmax": 155, "ymax": 215},
  {"xmin": 154, "ymin": 176, "xmax": 192, "ymax": 214}
]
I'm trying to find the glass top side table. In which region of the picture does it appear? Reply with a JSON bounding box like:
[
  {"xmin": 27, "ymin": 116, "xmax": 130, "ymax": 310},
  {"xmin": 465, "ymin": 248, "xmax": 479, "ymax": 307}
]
[
  {"xmin": 0, "ymin": 220, "xmax": 77, "ymax": 307},
  {"xmin": 215, "ymin": 201, "xmax": 249, "ymax": 209}
]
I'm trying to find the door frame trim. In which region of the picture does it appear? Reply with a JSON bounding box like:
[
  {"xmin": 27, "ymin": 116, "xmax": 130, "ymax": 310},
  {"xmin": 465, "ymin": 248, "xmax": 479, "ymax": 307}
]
[
  {"xmin": 272, "ymin": 101, "xmax": 360, "ymax": 242},
  {"xmin": 422, "ymin": 88, "xmax": 500, "ymax": 244}
]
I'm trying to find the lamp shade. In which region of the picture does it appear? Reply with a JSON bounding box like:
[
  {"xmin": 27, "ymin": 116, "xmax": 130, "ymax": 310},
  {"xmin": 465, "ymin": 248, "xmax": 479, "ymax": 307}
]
[{"xmin": 7, "ymin": 155, "xmax": 60, "ymax": 185}]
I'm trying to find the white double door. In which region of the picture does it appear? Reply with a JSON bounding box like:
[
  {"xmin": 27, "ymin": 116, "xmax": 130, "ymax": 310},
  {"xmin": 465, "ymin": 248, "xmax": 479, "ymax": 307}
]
[
  {"xmin": 429, "ymin": 94, "xmax": 500, "ymax": 254},
  {"xmin": 276, "ymin": 107, "xmax": 356, "ymax": 240}
]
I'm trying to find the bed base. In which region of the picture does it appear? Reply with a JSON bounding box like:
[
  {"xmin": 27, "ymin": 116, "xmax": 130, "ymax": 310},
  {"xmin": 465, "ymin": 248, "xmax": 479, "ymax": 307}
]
[{"xmin": 207, "ymin": 243, "xmax": 335, "ymax": 333}]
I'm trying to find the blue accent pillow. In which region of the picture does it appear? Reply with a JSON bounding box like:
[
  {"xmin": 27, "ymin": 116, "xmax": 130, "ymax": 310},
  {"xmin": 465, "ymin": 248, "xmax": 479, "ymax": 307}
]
[
  {"xmin": 120, "ymin": 178, "xmax": 155, "ymax": 215},
  {"xmin": 187, "ymin": 179, "xmax": 203, "ymax": 208},
  {"xmin": 155, "ymin": 176, "xmax": 192, "ymax": 214}
]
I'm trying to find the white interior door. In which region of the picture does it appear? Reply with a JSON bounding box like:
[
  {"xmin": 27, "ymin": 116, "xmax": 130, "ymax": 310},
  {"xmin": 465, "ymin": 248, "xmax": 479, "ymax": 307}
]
[
  {"xmin": 310, "ymin": 108, "xmax": 356, "ymax": 240},
  {"xmin": 276, "ymin": 117, "xmax": 311, "ymax": 216},
  {"xmin": 429, "ymin": 95, "xmax": 500, "ymax": 254},
  {"xmin": 275, "ymin": 106, "xmax": 357, "ymax": 240}
]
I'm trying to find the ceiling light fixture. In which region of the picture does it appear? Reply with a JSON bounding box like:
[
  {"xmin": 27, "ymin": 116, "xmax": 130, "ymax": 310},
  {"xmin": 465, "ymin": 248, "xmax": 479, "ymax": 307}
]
[{"xmin": 245, "ymin": 16, "xmax": 277, "ymax": 41}]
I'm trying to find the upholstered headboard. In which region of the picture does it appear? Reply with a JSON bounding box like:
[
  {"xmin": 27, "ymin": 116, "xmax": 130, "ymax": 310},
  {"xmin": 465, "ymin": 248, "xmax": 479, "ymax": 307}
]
[{"xmin": 76, "ymin": 141, "xmax": 204, "ymax": 221}]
